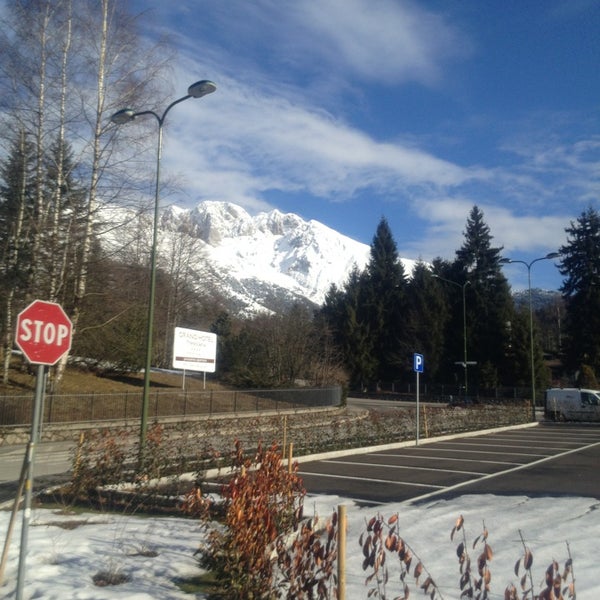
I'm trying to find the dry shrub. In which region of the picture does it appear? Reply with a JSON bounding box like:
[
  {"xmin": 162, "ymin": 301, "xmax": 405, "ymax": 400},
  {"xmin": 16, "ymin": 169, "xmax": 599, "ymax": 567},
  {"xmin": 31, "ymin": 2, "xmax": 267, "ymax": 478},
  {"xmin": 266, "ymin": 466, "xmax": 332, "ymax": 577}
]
[
  {"xmin": 359, "ymin": 512, "xmax": 441, "ymax": 599},
  {"xmin": 274, "ymin": 511, "xmax": 339, "ymax": 599},
  {"xmin": 360, "ymin": 512, "xmax": 576, "ymax": 600},
  {"xmin": 186, "ymin": 440, "xmax": 306, "ymax": 598}
]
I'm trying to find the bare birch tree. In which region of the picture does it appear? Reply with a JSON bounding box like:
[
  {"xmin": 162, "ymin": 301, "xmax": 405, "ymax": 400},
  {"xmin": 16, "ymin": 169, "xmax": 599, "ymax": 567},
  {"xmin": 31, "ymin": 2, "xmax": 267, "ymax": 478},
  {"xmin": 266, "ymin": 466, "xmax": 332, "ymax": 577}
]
[{"xmin": 0, "ymin": 0, "xmax": 172, "ymax": 388}]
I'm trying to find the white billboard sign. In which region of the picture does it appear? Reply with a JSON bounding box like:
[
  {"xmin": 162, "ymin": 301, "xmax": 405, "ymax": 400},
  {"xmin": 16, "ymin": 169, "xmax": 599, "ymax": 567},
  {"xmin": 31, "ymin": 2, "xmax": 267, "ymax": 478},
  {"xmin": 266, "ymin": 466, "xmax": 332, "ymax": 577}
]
[{"xmin": 172, "ymin": 327, "xmax": 217, "ymax": 373}]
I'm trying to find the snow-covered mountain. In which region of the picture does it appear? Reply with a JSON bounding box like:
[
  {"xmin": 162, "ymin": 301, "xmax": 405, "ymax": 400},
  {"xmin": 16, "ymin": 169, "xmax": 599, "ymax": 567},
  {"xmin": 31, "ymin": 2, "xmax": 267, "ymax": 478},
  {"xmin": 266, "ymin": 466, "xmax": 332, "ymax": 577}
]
[{"xmin": 102, "ymin": 200, "xmax": 418, "ymax": 315}]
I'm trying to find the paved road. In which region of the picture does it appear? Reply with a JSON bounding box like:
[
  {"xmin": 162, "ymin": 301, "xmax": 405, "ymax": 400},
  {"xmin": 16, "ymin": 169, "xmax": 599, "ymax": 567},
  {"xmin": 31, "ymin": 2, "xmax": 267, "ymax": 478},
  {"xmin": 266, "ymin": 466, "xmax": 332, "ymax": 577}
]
[
  {"xmin": 0, "ymin": 441, "xmax": 73, "ymax": 505},
  {"xmin": 297, "ymin": 422, "xmax": 600, "ymax": 505}
]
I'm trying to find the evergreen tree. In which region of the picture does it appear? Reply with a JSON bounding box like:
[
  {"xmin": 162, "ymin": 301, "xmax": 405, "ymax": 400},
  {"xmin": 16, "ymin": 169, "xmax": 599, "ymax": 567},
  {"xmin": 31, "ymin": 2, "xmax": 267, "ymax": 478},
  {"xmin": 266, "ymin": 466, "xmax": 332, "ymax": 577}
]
[
  {"xmin": 558, "ymin": 206, "xmax": 600, "ymax": 378},
  {"xmin": 0, "ymin": 129, "xmax": 36, "ymax": 300},
  {"xmin": 453, "ymin": 206, "xmax": 514, "ymax": 388},
  {"xmin": 362, "ymin": 217, "xmax": 409, "ymax": 384},
  {"xmin": 320, "ymin": 268, "xmax": 376, "ymax": 389},
  {"xmin": 406, "ymin": 261, "xmax": 447, "ymax": 380},
  {"xmin": 0, "ymin": 128, "xmax": 36, "ymax": 380},
  {"xmin": 431, "ymin": 258, "xmax": 471, "ymax": 390}
]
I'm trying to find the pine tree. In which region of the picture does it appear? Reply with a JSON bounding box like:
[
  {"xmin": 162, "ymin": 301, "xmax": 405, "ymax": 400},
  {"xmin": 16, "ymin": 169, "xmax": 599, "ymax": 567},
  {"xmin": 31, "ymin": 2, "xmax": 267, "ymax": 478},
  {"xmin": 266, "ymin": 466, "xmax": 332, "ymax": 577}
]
[
  {"xmin": 0, "ymin": 128, "xmax": 36, "ymax": 381},
  {"xmin": 406, "ymin": 261, "xmax": 447, "ymax": 380},
  {"xmin": 320, "ymin": 268, "xmax": 376, "ymax": 389},
  {"xmin": 362, "ymin": 217, "xmax": 408, "ymax": 384},
  {"xmin": 558, "ymin": 206, "xmax": 600, "ymax": 378},
  {"xmin": 453, "ymin": 206, "xmax": 514, "ymax": 388},
  {"xmin": 0, "ymin": 129, "xmax": 36, "ymax": 298}
]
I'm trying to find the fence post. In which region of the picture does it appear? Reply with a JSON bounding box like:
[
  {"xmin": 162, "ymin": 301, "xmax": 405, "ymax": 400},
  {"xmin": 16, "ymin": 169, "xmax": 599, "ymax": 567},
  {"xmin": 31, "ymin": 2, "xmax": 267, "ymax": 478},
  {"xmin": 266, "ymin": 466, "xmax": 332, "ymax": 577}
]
[{"xmin": 47, "ymin": 394, "xmax": 53, "ymax": 425}]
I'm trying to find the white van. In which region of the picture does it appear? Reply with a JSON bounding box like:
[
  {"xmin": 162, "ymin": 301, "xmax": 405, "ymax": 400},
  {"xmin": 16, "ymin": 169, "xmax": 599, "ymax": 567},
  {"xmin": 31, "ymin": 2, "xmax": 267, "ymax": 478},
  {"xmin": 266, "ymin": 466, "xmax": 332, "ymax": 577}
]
[{"xmin": 544, "ymin": 388, "xmax": 600, "ymax": 422}]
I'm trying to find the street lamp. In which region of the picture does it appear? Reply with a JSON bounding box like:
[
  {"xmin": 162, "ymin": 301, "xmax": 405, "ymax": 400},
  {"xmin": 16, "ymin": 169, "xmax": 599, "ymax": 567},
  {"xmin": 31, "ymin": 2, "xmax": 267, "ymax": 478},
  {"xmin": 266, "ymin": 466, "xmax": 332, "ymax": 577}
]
[
  {"xmin": 500, "ymin": 252, "xmax": 560, "ymax": 420},
  {"xmin": 111, "ymin": 80, "xmax": 216, "ymax": 454},
  {"xmin": 433, "ymin": 275, "xmax": 473, "ymax": 395}
]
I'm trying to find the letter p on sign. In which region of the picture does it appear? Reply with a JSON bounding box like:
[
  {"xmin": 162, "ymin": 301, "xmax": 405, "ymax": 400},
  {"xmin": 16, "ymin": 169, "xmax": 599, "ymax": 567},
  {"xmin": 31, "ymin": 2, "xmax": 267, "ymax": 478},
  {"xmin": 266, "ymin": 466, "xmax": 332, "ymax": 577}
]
[{"xmin": 413, "ymin": 353, "xmax": 424, "ymax": 373}]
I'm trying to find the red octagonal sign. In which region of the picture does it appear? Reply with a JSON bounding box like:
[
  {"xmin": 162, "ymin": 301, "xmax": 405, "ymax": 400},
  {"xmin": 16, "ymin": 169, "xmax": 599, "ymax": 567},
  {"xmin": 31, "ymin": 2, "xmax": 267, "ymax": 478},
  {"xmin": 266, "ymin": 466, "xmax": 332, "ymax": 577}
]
[{"xmin": 15, "ymin": 300, "xmax": 73, "ymax": 365}]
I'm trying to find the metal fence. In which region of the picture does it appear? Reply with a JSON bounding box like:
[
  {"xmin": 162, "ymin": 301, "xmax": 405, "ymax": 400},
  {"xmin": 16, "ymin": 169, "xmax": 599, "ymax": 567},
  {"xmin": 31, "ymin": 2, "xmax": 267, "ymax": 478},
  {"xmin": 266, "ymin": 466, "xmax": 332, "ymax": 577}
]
[
  {"xmin": 0, "ymin": 386, "xmax": 342, "ymax": 427},
  {"xmin": 361, "ymin": 382, "xmax": 540, "ymax": 403}
]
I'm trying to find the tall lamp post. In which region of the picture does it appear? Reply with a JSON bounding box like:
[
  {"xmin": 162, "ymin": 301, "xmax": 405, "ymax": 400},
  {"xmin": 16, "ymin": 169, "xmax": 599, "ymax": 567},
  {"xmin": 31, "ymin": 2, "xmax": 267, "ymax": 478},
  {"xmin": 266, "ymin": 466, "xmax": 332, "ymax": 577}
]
[
  {"xmin": 500, "ymin": 252, "xmax": 560, "ymax": 421},
  {"xmin": 433, "ymin": 275, "xmax": 472, "ymax": 395},
  {"xmin": 111, "ymin": 80, "xmax": 216, "ymax": 453}
]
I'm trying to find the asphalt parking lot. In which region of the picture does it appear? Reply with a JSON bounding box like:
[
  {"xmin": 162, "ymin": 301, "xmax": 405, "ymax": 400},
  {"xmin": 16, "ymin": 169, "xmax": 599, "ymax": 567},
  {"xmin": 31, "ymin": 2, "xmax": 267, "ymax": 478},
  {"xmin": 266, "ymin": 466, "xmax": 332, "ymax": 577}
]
[{"xmin": 297, "ymin": 422, "xmax": 600, "ymax": 505}]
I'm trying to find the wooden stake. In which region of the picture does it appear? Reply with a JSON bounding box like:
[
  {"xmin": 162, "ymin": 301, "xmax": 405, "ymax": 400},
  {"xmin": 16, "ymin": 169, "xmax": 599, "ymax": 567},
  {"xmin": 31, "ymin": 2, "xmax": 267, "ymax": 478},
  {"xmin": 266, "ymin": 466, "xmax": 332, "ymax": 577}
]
[
  {"xmin": 338, "ymin": 505, "xmax": 347, "ymax": 600},
  {"xmin": 287, "ymin": 442, "xmax": 294, "ymax": 474}
]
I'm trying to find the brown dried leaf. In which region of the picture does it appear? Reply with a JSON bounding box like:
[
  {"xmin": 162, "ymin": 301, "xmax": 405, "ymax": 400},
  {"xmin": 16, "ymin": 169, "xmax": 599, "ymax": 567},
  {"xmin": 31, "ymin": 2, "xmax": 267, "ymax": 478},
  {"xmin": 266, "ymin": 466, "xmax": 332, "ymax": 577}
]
[
  {"xmin": 362, "ymin": 537, "xmax": 372, "ymax": 558},
  {"xmin": 524, "ymin": 548, "xmax": 533, "ymax": 570},
  {"xmin": 514, "ymin": 558, "xmax": 520, "ymax": 577},
  {"xmin": 520, "ymin": 573, "xmax": 528, "ymax": 590},
  {"xmin": 414, "ymin": 561, "xmax": 423, "ymax": 581},
  {"xmin": 385, "ymin": 533, "xmax": 398, "ymax": 551},
  {"xmin": 478, "ymin": 552, "xmax": 487, "ymax": 575},
  {"xmin": 388, "ymin": 514, "xmax": 399, "ymax": 525},
  {"xmin": 504, "ymin": 583, "xmax": 517, "ymax": 600},
  {"xmin": 485, "ymin": 543, "xmax": 493, "ymax": 561},
  {"xmin": 457, "ymin": 542, "xmax": 465, "ymax": 559}
]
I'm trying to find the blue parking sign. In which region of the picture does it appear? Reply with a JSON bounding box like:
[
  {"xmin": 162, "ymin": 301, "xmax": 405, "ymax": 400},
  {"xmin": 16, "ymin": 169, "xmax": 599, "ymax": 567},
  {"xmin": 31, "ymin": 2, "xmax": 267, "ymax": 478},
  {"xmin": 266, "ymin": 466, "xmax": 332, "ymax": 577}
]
[{"xmin": 413, "ymin": 353, "xmax": 424, "ymax": 373}]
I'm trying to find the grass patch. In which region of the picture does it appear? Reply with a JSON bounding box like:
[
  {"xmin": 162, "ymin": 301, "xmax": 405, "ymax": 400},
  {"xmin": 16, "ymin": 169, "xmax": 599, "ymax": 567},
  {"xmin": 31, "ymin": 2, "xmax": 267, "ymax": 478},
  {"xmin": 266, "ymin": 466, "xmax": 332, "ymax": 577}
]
[
  {"xmin": 174, "ymin": 572, "xmax": 225, "ymax": 597},
  {"xmin": 0, "ymin": 359, "xmax": 223, "ymax": 396}
]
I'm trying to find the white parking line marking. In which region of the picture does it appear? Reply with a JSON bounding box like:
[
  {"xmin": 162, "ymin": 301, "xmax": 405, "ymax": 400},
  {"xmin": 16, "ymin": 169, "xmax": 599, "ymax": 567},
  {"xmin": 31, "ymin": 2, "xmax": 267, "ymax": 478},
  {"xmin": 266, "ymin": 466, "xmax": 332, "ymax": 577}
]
[
  {"xmin": 408, "ymin": 447, "xmax": 548, "ymax": 458},
  {"xmin": 300, "ymin": 471, "xmax": 443, "ymax": 490},
  {"xmin": 323, "ymin": 459, "xmax": 486, "ymax": 476},
  {"xmin": 407, "ymin": 439, "xmax": 600, "ymax": 504},
  {"xmin": 369, "ymin": 453, "xmax": 520, "ymax": 466}
]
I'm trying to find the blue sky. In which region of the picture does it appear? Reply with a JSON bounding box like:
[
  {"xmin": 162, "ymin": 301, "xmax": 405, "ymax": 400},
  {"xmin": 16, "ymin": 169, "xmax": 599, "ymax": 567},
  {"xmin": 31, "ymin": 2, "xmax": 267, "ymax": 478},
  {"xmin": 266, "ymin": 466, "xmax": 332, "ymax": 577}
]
[{"xmin": 130, "ymin": 0, "xmax": 599, "ymax": 291}]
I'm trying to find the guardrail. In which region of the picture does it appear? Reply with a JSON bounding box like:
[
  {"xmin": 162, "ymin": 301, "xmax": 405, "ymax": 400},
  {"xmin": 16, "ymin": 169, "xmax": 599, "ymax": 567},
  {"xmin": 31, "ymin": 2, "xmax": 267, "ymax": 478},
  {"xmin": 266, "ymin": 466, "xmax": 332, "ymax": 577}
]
[{"xmin": 0, "ymin": 386, "xmax": 342, "ymax": 427}]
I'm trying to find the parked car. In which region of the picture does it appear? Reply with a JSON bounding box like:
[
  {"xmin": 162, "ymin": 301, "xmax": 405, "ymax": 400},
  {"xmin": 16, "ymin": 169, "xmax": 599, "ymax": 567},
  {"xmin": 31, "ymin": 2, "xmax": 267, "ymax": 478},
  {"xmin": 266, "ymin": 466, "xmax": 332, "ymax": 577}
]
[{"xmin": 544, "ymin": 388, "xmax": 600, "ymax": 422}]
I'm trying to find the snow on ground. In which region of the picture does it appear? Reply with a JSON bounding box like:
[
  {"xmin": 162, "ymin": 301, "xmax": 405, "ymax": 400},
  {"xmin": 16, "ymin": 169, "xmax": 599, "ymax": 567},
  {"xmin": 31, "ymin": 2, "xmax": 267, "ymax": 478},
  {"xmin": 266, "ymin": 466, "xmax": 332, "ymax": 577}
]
[{"xmin": 1, "ymin": 493, "xmax": 598, "ymax": 599}]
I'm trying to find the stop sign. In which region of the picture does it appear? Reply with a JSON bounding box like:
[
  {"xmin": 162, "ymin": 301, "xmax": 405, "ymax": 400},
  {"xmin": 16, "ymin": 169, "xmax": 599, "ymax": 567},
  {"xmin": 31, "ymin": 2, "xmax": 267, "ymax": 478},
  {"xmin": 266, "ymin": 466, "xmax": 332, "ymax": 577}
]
[{"xmin": 15, "ymin": 300, "xmax": 73, "ymax": 365}]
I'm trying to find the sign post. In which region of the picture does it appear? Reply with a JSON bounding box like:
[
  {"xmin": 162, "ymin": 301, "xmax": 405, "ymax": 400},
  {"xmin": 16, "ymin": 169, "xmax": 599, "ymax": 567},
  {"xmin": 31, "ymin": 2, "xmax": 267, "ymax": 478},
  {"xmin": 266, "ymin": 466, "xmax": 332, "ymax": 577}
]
[
  {"xmin": 172, "ymin": 328, "xmax": 217, "ymax": 389},
  {"xmin": 413, "ymin": 353, "xmax": 424, "ymax": 446},
  {"xmin": 14, "ymin": 300, "xmax": 72, "ymax": 600}
]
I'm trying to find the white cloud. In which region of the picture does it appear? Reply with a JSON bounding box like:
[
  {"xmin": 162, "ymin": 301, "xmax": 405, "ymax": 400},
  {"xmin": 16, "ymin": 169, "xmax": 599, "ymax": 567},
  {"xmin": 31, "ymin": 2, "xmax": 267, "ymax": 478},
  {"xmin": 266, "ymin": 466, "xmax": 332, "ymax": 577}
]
[
  {"xmin": 162, "ymin": 68, "xmax": 479, "ymax": 213},
  {"xmin": 294, "ymin": 0, "xmax": 470, "ymax": 85}
]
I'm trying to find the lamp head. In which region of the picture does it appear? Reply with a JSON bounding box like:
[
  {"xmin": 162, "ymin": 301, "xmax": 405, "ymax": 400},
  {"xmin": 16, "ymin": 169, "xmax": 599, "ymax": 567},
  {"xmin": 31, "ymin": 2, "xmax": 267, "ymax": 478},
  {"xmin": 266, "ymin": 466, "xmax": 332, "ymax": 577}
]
[
  {"xmin": 110, "ymin": 108, "xmax": 136, "ymax": 125},
  {"xmin": 500, "ymin": 258, "xmax": 512, "ymax": 264},
  {"xmin": 188, "ymin": 80, "xmax": 217, "ymax": 98},
  {"xmin": 545, "ymin": 252, "xmax": 561, "ymax": 260}
]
